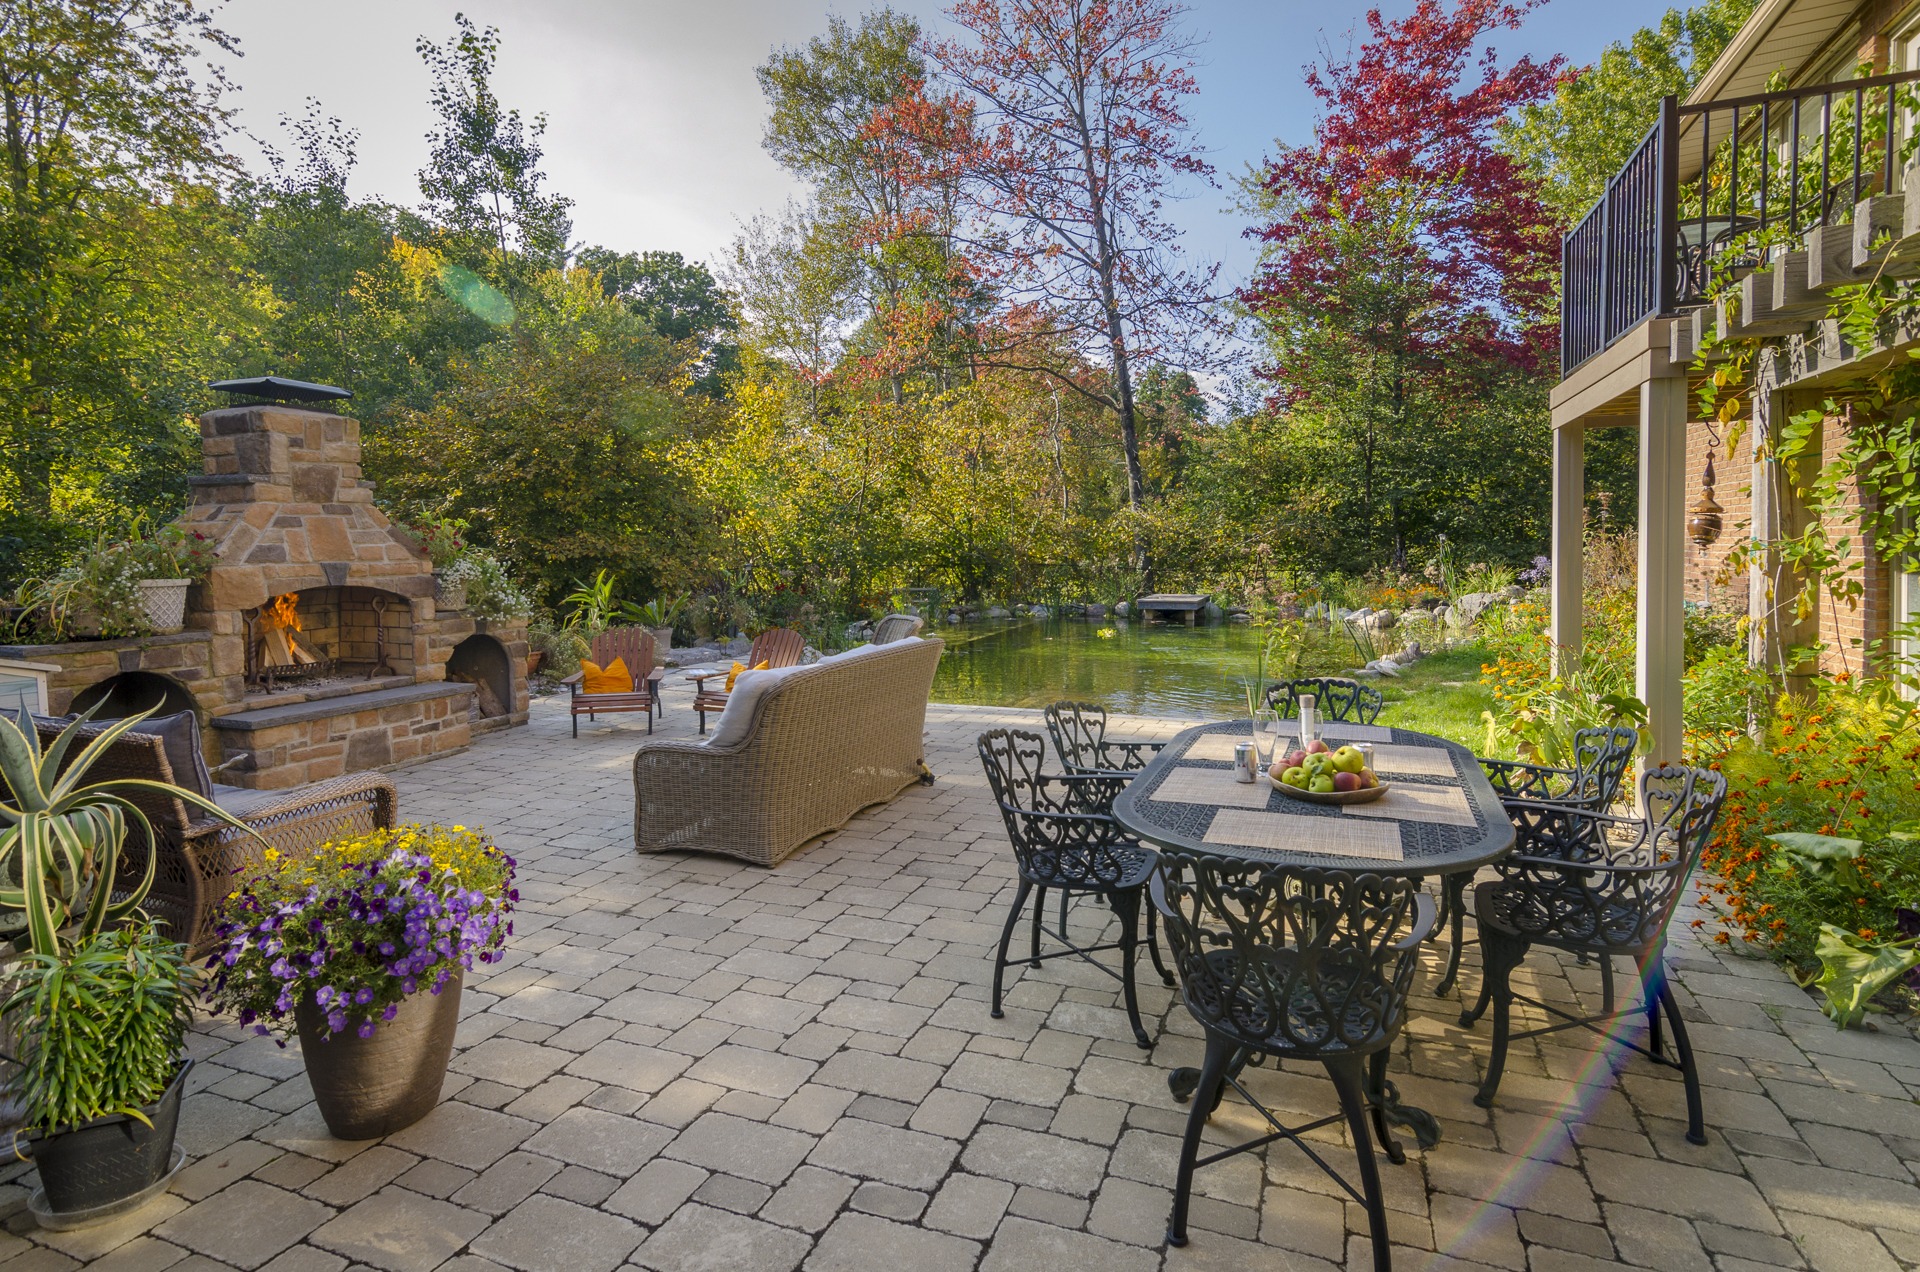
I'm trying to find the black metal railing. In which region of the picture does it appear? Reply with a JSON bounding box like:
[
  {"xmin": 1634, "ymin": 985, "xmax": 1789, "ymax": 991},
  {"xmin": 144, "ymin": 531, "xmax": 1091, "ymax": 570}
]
[{"xmin": 1561, "ymin": 69, "xmax": 1920, "ymax": 375}]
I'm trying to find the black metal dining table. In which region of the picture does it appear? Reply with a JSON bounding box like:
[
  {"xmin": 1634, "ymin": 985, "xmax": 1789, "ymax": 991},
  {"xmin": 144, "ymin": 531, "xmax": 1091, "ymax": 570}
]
[{"xmin": 1110, "ymin": 718, "xmax": 1516, "ymax": 1149}]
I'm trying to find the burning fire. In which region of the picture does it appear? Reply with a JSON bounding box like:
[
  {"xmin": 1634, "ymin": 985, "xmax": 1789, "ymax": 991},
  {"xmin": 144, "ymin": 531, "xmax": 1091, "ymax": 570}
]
[{"xmin": 258, "ymin": 592, "xmax": 316, "ymax": 666}]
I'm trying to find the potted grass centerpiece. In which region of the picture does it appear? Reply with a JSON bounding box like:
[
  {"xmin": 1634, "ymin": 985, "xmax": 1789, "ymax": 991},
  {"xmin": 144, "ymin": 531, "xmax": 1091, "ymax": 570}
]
[
  {"xmin": 204, "ymin": 825, "xmax": 515, "ymax": 1138},
  {"xmin": 0, "ymin": 708, "xmax": 255, "ymax": 1227}
]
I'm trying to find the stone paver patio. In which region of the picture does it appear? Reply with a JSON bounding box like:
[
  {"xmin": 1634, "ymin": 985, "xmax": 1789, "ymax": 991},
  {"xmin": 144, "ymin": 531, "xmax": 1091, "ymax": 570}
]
[{"xmin": 4, "ymin": 683, "xmax": 1918, "ymax": 1271}]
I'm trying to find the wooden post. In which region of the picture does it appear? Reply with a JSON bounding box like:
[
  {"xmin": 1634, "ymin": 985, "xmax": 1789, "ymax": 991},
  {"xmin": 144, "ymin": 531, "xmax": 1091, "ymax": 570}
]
[
  {"xmin": 1638, "ymin": 377, "xmax": 1688, "ymax": 768},
  {"xmin": 1550, "ymin": 423, "xmax": 1586, "ymax": 674}
]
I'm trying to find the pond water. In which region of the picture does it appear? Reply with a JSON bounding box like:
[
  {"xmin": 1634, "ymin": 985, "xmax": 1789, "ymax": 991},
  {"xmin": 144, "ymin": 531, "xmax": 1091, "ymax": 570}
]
[{"xmin": 927, "ymin": 618, "xmax": 1363, "ymax": 717}]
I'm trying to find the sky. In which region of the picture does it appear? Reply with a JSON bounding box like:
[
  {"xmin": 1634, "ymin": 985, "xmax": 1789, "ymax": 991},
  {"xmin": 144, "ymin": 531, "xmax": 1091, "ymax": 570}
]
[{"xmin": 217, "ymin": 0, "xmax": 1694, "ymax": 290}]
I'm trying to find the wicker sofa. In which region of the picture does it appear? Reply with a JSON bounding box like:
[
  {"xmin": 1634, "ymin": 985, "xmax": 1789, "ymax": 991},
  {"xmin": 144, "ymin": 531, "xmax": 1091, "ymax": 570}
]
[{"xmin": 633, "ymin": 637, "xmax": 943, "ymax": 866}]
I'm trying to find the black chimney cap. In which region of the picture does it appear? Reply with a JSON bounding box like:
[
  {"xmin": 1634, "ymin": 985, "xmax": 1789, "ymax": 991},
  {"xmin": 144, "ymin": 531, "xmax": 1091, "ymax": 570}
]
[{"xmin": 209, "ymin": 376, "xmax": 353, "ymax": 404}]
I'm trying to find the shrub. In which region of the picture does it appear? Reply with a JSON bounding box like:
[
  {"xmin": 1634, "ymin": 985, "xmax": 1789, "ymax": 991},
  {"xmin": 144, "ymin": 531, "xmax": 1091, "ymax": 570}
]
[
  {"xmin": 4, "ymin": 923, "xmax": 193, "ymax": 1132},
  {"xmin": 205, "ymin": 825, "xmax": 516, "ymax": 1042},
  {"xmin": 444, "ymin": 549, "xmax": 535, "ymax": 623},
  {"xmin": 1697, "ymin": 677, "xmax": 1920, "ymax": 979}
]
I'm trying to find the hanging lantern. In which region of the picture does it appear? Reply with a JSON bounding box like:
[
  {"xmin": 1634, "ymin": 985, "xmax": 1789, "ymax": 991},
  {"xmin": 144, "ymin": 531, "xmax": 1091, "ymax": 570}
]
[{"xmin": 1689, "ymin": 452, "xmax": 1724, "ymax": 548}]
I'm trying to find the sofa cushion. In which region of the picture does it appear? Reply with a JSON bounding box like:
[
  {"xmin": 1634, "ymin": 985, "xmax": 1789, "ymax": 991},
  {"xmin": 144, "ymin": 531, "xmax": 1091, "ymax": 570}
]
[
  {"xmin": 122, "ymin": 711, "xmax": 213, "ymax": 800},
  {"xmin": 705, "ymin": 663, "xmax": 807, "ymax": 748}
]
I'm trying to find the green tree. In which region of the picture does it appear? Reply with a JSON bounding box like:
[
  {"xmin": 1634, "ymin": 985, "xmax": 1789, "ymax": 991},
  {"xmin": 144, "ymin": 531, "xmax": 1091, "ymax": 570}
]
[
  {"xmin": 367, "ymin": 268, "xmax": 709, "ymax": 601},
  {"xmin": 575, "ymin": 247, "xmax": 739, "ymax": 393},
  {"xmin": 0, "ymin": 0, "xmax": 255, "ymax": 574},
  {"xmin": 415, "ymin": 13, "xmax": 572, "ymax": 273},
  {"xmin": 1499, "ymin": 0, "xmax": 1757, "ymax": 226}
]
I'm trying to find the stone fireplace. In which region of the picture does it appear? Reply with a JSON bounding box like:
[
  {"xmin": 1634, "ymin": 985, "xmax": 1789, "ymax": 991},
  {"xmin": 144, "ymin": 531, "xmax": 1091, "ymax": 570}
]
[{"xmin": 1, "ymin": 393, "xmax": 530, "ymax": 788}]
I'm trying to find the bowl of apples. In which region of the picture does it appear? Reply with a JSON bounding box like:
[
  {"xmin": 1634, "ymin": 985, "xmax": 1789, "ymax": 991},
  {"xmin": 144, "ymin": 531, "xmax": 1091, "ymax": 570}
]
[{"xmin": 1269, "ymin": 740, "xmax": 1389, "ymax": 805}]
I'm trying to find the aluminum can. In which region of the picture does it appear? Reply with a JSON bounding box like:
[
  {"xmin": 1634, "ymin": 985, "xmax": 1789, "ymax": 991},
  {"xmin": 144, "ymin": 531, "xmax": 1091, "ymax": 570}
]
[{"xmin": 1233, "ymin": 742, "xmax": 1258, "ymax": 782}]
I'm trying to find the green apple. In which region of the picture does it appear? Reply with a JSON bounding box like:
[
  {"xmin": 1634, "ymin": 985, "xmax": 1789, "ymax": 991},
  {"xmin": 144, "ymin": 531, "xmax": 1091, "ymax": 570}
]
[
  {"xmin": 1309, "ymin": 775, "xmax": 1336, "ymax": 793},
  {"xmin": 1281, "ymin": 766, "xmax": 1306, "ymax": 787},
  {"xmin": 1330, "ymin": 746, "xmax": 1365, "ymax": 774}
]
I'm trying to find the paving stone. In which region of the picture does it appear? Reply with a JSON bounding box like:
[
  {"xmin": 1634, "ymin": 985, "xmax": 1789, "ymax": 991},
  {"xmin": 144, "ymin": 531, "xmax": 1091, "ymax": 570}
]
[
  {"xmin": 694, "ymin": 1173, "xmax": 776, "ymax": 1214},
  {"xmin": 850, "ymin": 1181, "xmax": 929, "ymax": 1221},
  {"xmin": 667, "ymin": 1112, "xmax": 817, "ymax": 1185},
  {"xmin": 303, "ymin": 1146, "xmax": 417, "ymax": 1208},
  {"xmin": 543, "ymin": 1165, "xmax": 621, "ymax": 1206},
  {"xmin": 1602, "ymin": 1203, "xmax": 1711, "ymax": 1271},
  {"xmin": 605, "ymin": 1158, "xmax": 710, "ymax": 1225},
  {"xmin": 384, "ymin": 1101, "xmax": 536, "ymax": 1172},
  {"xmin": 761, "ymin": 1166, "xmax": 860, "ymax": 1233},
  {"xmin": 805, "ymin": 1213, "xmax": 979, "ymax": 1272},
  {"xmin": 814, "ymin": 1050, "xmax": 945, "ymax": 1102},
  {"xmin": 1582, "ymin": 1148, "xmax": 1781, "ymax": 1232},
  {"xmin": 308, "ymin": 1188, "xmax": 488, "ymax": 1272},
  {"xmin": 448, "ymin": 1037, "xmax": 572, "ymax": 1087},
  {"xmin": 809, "ymin": 1117, "xmax": 960, "ymax": 1190},
  {"xmin": 451, "ymin": 1152, "xmax": 563, "ymax": 1216},
  {"xmin": 979, "ymin": 1216, "xmax": 1161, "ymax": 1272},
  {"xmin": 1744, "ymin": 1158, "xmax": 1920, "ymax": 1233},
  {"xmin": 171, "ymin": 1138, "xmax": 284, "ymax": 1202},
  {"xmin": 1782, "ymin": 1210, "xmax": 1904, "ymax": 1271},
  {"xmin": 632, "ymin": 1202, "xmax": 810, "ymax": 1272},
  {"xmin": 470, "ymin": 1194, "xmax": 642, "ymax": 1272},
  {"xmin": 153, "ymin": 1181, "xmax": 332, "ymax": 1270},
  {"xmin": 687, "ymin": 1044, "xmax": 819, "ymax": 1099},
  {"xmin": 521, "ymin": 1106, "xmax": 673, "ymax": 1175},
  {"xmin": 1008, "ymin": 1185, "xmax": 1089, "ymax": 1228},
  {"xmin": 30, "ymin": 1194, "xmax": 189, "ymax": 1262},
  {"xmin": 1697, "ymin": 1221, "xmax": 1805, "ymax": 1268}
]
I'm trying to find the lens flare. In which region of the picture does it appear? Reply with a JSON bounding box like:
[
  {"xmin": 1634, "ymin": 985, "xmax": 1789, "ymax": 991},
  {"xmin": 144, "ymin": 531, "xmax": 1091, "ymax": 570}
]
[{"xmin": 437, "ymin": 263, "xmax": 515, "ymax": 326}]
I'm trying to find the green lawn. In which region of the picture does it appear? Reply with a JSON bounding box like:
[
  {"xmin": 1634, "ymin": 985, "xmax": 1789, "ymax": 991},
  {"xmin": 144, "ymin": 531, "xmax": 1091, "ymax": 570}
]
[{"xmin": 1376, "ymin": 643, "xmax": 1496, "ymax": 753}]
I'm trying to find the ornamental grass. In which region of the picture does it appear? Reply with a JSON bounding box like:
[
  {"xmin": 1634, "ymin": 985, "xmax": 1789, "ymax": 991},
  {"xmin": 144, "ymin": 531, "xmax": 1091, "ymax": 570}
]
[{"xmin": 203, "ymin": 825, "xmax": 516, "ymax": 1043}]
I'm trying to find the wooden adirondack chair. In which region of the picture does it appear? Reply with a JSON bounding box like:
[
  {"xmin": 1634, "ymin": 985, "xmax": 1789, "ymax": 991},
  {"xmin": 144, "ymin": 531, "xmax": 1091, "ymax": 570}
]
[
  {"xmin": 692, "ymin": 627, "xmax": 805, "ymax": 734},
  {"xmin": 564, "ymin": 627, "xmax": 659, "ymax": 737}
]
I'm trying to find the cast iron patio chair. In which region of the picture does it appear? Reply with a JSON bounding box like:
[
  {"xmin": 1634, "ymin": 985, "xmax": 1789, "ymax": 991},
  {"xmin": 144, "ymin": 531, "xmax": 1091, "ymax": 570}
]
[
  {"xmin": 1151, "ymin": 855, "xmax": 1432, "ymax": 1267},
  {"xmin": 1458, "ymin": 763, "xmax": 1727, "ymax": 1145},
  {"xmin": 1428, "ymin": 725, "xmax": 1640, "ymax": 996},
  {"xmin": 978, "ymin": 728, "xmax": 1171, "ymax": 1049},
  {"xmin": 563, "ymin": 627, "xmax": 658, "ymax": 737},
  {"xmin": 693, "ymin": 627, "xmax": 805, "ymax": 734},
  {"xmin": 1264, "ymin": 677, "xmax": 1385, "ymax": 725},
  {"xmin": 1043, "ymin": 700, "xmax": 1165, "ymax": 775}
]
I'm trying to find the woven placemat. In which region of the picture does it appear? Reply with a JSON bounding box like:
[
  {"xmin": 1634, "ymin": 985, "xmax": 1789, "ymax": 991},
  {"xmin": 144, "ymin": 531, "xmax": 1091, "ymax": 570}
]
[
  {"xmin": 1150, "ymin": 765, "xmax": 1274, "ymax": 809},
  {"xmin": 1184, "ymin": 732, "xmax": 1253, "ymax": 763},
  {"xmin": 1202, "ymin": 809, "xmax": 1405, "ymax": 860},
  {"xmin": 1323, "ymin": 723, "xmax": 1392, "ymax": 743},
  {"xmin": 1342, "ymin": 784, "xmax": 1478, "ymax": 827},
  {"xmin": 1368, "ymin": 743, "xmax": 1458, "ymax": 779}
]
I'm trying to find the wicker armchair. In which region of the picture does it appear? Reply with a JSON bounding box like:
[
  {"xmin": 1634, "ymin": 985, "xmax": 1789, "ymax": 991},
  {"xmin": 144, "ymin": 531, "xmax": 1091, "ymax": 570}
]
[
  {"xmin": 692, "ymin": 628, "xmax": 806, "ymax": 734},
  {"xmin": 1043, "ymin": 701, "xmax": 1165, "ymax": 775},
  {"xmin": 563, "ymin": 627, "xmax": 659, "ymax": 737},
  {"xmin": 1428, "ymin": 726, "xmax": 1639, "ymax": 995},
  {"xmin": 634, "ymin": 638, "xmax": 943, "ymax": 866},
  {"xmin": 25, "ymin": 717, "xmax": 395, "ymax": 957},
  {"xmin": 872, "ymin": 613, "xmax": 925, "ymax": 644},
  {"xmin": 1152, "ymin": 856, "xmax": 1432, "ymax": 1263},
  {"xmin": 1264, "ymin": 677, "xmax": 1385, "ymax": 724},
  {"xmin": 1459, "ymin": 764, "xmax": 1727, "ymax": 1145}
]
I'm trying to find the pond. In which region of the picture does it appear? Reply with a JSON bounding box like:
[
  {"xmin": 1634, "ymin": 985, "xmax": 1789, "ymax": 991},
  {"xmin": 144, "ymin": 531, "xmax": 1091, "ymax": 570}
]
[{"xmin": 928, "ymin": 618, "xmax": 1368, "ymax": 717}]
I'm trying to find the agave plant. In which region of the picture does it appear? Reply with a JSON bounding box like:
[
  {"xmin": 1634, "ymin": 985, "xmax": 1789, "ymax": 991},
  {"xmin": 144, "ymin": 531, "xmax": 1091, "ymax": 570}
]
[{"xmin": 0, "ymin": 707, "xmax": 252, "ymax": 957}]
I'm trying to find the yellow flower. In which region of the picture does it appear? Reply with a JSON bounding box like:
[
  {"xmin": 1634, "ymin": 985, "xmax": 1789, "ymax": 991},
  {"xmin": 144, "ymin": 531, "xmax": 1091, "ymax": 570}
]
[{"xmin": 264, "ymin": 848, "xmax": 280, "ymax": 862}]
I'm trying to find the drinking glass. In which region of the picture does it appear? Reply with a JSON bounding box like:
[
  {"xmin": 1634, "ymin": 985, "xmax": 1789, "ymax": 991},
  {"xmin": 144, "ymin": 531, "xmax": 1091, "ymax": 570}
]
[{"xmin": 1252, "ymin": 707, "xmax": 1280, "ymax": 768}]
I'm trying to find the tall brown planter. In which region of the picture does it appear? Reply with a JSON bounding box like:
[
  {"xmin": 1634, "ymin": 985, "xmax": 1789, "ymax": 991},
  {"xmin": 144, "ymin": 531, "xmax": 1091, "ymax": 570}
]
[{"xmin": 295, "ymin": 970, "xmax": 463, "ymax": 1138}]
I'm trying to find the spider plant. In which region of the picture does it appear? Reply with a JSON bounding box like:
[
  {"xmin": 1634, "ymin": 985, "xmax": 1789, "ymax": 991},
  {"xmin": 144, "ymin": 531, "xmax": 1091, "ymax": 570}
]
[{"xmin": 0, "ymin": 706, "xmax": 255, "ymax": 957}]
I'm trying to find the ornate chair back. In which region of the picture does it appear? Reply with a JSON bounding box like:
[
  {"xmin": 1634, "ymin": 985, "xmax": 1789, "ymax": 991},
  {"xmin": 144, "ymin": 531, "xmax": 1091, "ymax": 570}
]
[
  {"xmin": 977, "ymin": 728, "xmax": 1136, "ymax": 889},
  {"xmin": 1265, "ymin": 677, "xmax": 1385, "ymax": 725},
  {"xmin": 750, "ymin": 627, "xmax": 806, "ymax": 669},
  {"xmin": 872, "ymin": 614, "xmax": 925, "ymax": 644},
  {"xmin": 1568, "ymin": 725, "xmax": 1639, "ymax": 805},
  {"xmin": 1042, "ymin": 701, "xmax": 1161, "ymax": 774},
  {"xmin": 589, "ymin": 628, "xmax": 655, "ymax": 685},
  {"xmin": 1151, "ymin": 855, "xmax": 1429, "ymax": 1058},
  {"xmin": 1494, "ymin": 763, "xmax": 1727, "ymax": 954}
]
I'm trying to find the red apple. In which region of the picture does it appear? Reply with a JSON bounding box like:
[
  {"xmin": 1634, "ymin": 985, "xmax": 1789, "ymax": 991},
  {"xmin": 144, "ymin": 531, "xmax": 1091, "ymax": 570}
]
[
  {"xmin": 1360, "ymin": 768, "xmax": 1378, "ymax": 787},
  {"xmin": 1332, "ymin": 771, "xmax": 1361, "ymax": 793},
  {"xmin": 1306, "ymin": 739, "xmax": 1331, "ymax": 754},
  {"xmin": 1283, "ymin": 750, "xmax": 1308, "ymax": 770}
]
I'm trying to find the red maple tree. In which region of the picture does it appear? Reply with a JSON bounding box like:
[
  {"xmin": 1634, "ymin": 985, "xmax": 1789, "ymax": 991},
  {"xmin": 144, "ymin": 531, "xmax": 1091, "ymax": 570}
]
[{"xmin": 1244, "ymin": 0, "xmax": 1565, "ymax": 383}]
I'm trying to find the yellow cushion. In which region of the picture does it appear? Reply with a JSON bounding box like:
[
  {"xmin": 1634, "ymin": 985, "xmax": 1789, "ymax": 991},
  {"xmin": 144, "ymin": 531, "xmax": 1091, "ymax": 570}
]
[
  {"xmin": 580, "ymin": 656, "xmax": 633, "ymax": 694},
  {"xmin": 725, "ymin": 660, "xmax": 769, "ymax": 691}
]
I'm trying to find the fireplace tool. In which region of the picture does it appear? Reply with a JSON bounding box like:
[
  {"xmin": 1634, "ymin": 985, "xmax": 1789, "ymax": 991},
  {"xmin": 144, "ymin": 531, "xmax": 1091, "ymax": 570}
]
[{"xmin": 368, "ymin": 595, "xmax": 397, "ymax": 679}]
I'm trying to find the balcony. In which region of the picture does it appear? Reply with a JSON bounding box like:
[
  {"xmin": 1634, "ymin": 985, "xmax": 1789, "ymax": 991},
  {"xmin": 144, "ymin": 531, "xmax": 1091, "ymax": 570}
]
[{"xmin": 1561, "ymin": 68, "xmax": 1920, "ymax": 374}]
